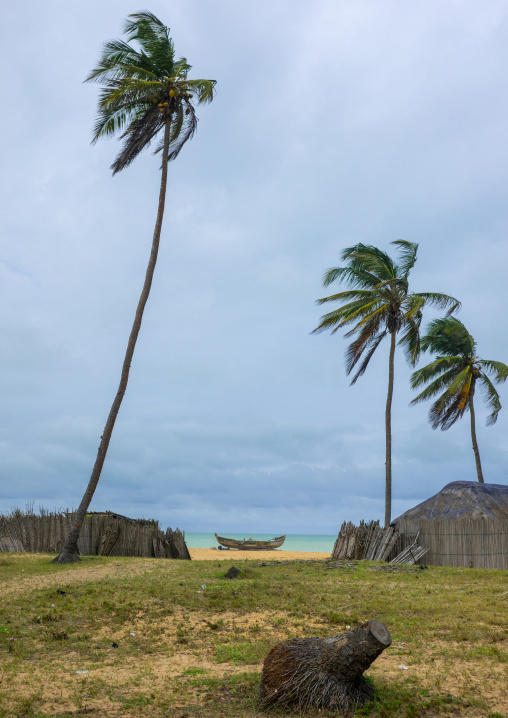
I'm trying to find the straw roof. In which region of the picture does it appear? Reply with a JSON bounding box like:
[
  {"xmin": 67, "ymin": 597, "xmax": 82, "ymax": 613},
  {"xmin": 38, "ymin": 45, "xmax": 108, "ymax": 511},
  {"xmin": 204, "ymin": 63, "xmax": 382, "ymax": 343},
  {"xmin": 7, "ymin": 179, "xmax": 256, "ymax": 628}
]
[{"xmin": 392, "ymin": 481, "xmax": 508, "ymax": 524}]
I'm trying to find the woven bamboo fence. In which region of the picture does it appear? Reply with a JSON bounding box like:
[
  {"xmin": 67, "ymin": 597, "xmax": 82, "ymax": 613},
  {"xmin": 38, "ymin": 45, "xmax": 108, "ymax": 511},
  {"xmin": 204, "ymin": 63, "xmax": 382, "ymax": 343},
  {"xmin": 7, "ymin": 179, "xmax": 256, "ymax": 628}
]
[
  {"xmin": 332, "ymin": 517, "xmax": 508, "ymax": 568},
  {"xmin": 0, "ymin": 508, "xmax": 190, "ymax": 559},
  {"xmin": 397, "ymin": 517, "xmax": 508, "ymax": 569}
]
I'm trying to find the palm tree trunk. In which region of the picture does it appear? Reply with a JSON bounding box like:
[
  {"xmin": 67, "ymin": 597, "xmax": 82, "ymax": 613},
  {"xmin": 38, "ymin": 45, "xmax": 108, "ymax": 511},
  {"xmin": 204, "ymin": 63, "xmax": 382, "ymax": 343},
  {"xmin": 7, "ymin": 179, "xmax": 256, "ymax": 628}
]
[
  {"xmin": 469, "ymin": 384, "xmax": 484, "ymax": 483},
  {"xmin": 53, "ymin": 117, "xmax": 172, "ymax": 564},
  {"xmin": 384, "ymin": 330, "xmax": 396, "ymax": 528}
]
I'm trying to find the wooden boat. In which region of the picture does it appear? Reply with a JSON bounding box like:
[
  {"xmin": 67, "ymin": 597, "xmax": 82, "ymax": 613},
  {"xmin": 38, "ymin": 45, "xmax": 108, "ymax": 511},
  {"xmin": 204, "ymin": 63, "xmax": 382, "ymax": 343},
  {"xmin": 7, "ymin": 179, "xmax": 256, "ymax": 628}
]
[{"xmin": 215, "ymin": 534, "xmax": 286, "ymax": 550}]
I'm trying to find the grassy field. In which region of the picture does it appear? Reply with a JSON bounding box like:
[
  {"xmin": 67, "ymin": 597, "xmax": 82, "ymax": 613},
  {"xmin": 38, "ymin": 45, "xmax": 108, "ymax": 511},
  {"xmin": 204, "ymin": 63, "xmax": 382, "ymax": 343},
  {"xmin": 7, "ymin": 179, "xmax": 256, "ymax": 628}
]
[{"xmin": 0, "ymin": 553, "xmax": 506, "ymax": 718}]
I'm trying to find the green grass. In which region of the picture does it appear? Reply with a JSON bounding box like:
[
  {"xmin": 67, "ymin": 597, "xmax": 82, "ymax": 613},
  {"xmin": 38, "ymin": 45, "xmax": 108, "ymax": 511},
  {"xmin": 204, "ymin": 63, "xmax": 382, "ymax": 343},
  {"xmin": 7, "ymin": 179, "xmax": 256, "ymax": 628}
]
[
  {"xmin": 215, "ymin": 641, "xmax": 273, "ymax": 665},
  {"xmin": 0, "ymin": 553, "xmax": 507, "ymax": 717}
]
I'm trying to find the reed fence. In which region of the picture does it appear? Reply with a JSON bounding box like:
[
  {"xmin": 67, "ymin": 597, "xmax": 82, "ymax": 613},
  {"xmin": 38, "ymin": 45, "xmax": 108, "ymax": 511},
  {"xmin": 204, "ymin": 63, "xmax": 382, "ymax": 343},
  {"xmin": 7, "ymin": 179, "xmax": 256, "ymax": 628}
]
[
  {"xmin": 397, "ymin": 517, "xmax": 508, "ymax": 569},
  {"xmin": 332, "ymin": 517, "xmax": 508, "ymax": 569},
  {"xmin": 0, "ymin": 508, "xmax": 190, "ymax": 560}
]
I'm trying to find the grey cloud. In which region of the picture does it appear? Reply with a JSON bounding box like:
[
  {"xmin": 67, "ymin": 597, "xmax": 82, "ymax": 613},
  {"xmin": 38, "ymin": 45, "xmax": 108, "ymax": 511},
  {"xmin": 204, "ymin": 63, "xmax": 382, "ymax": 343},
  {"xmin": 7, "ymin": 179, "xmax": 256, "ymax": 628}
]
[{"xmin": 1, "ymin": 1, "xmax": 508, "ymax": 535}]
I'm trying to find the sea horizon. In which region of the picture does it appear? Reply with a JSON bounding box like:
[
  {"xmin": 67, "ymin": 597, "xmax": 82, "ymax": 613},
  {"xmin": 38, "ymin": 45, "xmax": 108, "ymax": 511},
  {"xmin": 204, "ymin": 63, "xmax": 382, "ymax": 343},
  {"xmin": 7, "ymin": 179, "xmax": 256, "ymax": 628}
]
[{"xmin": 184, "ymin": 532, "xmax": 337, "ymax": 553}]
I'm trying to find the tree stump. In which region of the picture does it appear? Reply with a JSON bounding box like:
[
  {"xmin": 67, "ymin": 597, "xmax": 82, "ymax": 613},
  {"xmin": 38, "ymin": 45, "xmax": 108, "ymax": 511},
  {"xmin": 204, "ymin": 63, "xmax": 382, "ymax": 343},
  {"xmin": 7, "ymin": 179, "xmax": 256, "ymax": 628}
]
[{"xmin": 260, "ymin": 619, "xmax": 391, "ymax": 714}]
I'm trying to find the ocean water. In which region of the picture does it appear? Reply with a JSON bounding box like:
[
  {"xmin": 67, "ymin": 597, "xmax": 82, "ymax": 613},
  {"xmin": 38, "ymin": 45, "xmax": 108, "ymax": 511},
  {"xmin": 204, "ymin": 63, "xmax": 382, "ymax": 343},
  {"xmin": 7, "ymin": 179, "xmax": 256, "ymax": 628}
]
[{"xmin": 184, "ymin": 532, "xmax": 336, "ymax": 553}]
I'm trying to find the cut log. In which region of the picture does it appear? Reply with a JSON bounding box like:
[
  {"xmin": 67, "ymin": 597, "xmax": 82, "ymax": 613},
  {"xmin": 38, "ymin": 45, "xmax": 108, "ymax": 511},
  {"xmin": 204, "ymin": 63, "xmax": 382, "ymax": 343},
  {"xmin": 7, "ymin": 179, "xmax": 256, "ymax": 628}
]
[{"xmin": 260, "ymin": 619, "xmax": 391, "ymax": 714}]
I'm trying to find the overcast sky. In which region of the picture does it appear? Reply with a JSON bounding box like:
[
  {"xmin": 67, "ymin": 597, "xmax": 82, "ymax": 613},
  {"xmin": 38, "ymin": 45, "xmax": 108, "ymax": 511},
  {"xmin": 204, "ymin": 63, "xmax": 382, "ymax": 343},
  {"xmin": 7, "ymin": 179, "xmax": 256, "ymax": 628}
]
[{"xmin": 1, "ymin": 0, "xmax": 508, "ymax": 535}]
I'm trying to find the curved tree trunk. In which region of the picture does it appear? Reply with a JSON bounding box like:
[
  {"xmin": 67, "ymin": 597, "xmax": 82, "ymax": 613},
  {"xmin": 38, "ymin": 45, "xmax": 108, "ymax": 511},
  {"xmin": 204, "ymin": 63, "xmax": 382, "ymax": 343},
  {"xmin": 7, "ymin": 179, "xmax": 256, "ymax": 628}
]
[
  {"xmin": 469, "ymin": 384, "xmax": 484, "ymax": 483},
  {"xmin": 384, "ymin": 330, "xmax": 396, "ymax": 528},
  {"xmin": 53, "ymin": 118, "xmax": 172, "ymax": 564}
]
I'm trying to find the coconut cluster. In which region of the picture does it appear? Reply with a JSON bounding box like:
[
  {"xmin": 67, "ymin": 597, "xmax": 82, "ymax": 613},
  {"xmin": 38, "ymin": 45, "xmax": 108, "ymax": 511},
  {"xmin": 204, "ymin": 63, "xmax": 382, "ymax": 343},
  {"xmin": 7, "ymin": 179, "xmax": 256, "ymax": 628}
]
[{"xmin": 146, "ymin": 86, "xmax": 193, "ymax": 116}]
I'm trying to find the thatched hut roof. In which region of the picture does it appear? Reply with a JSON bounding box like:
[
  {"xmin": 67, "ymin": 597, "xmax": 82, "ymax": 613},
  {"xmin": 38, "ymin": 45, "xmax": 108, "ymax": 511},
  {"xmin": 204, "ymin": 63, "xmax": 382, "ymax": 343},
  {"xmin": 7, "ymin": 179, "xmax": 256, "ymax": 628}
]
[{"xmin": 392, "ymin": 481, "xmax": 508, "ymax": 525}]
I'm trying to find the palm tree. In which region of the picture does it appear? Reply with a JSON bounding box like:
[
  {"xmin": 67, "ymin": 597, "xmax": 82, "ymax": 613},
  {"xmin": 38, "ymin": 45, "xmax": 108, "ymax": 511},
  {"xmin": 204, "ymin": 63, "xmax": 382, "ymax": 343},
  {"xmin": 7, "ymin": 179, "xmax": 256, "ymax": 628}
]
[
  {"xmin": 410, "ymin": 317, "xmax": 507, "ymax": 483},
  {"xmin": 312, "ymin": 241, "xmax": 460, "ymax": 527},
  {"xmin": 53, "ymin": 12, "xmax": 216, "ymax": 563}
]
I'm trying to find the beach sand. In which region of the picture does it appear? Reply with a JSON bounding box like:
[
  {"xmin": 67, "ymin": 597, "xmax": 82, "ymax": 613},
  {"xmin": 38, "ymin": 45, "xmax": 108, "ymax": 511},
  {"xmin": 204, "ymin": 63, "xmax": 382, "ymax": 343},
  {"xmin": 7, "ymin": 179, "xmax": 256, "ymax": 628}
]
[{"xmin": 189, "ymin": 548, "xmax": 330, "ymax": 561}]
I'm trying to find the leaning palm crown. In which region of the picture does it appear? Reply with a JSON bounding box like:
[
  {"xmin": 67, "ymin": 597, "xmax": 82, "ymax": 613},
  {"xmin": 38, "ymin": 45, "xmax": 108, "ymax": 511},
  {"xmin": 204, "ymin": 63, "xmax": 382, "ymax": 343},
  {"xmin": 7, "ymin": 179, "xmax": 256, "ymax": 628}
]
[
  {"xmin": 313, "ymin": 241, "xmax": 460, "ymax": 526},
  {"xmin": 410, "ymin": 317, "xmax": 508, "ymax": 483},
  {"xmin": 313, "ymin": 241, "xmax": 461, "ymax": 382},
  {"xmin": 86, "ymin": 12, "xmax": 215, "ymax": 173},
  {"xmin": 411, "ymin": 318, "xmax": 507, "ymax": 429}
]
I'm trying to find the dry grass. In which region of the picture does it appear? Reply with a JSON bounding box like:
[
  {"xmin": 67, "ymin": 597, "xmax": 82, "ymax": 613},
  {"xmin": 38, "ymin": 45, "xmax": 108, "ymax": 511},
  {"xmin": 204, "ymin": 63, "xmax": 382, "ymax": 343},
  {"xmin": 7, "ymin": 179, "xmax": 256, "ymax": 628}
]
[{"xmin": 0, "ymin": 552, "xmax": 507, "ymax": 717}]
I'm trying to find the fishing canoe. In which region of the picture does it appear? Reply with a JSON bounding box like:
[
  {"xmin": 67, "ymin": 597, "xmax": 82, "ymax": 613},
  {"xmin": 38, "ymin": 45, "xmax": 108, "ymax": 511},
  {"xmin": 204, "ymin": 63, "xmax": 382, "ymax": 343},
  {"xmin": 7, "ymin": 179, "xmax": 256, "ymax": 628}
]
[{"xmin": 215, "ymin": 534, "xmax": 286, "ymax": 550}]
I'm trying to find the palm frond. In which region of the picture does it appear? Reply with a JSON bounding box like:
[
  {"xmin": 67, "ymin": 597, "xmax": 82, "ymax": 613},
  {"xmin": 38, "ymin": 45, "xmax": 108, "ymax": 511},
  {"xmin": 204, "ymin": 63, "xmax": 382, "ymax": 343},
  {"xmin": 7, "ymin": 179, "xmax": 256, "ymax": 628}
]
[
  {"xmin": 416, "ymin": 292, "xmax": 461, "ymax": 315},
  {"xmin": 478, "ymin": 374, "xmax": 502, "ymax": 426},
  {"xmin": 90, "ymin": 61, "xmax": 160, "ymax": 87},
  {"xmin": 350, "ymin": 331, "xmax": 387, "ymax": 385},
  {"xmin": 153, "ymin": 102, "xmax": 198, "ymax": 163},
  {"xmin": 101, "ymin": 77, "xmax": 163, "ymax": 102},
  {"xmin": 124, "ymin": 12, "xmax": 172, "ymax": 56},
  {"xmin": 85, "ymin": 40, "xmax": 142, "ymax": 83},
  {"xmin": 403, "ymin": 294, "xmax": 425, "ymax": 319},
  {"xmin": 420, "ymin": 317, "xmax": 474, "ymax": 358},
  {"xmin": 344, "ymin": 302, "xmax": 390, "ymax": 337},
  {"xmin": 446, "ymin": 365, "xmax": 473, "ymax": 398},
  {"xmin": 392, "ymin": 239, "xmax": 418, "ymax": 278},
  {"xmin": 341, "ymin": 244, "xmax": 397, "ymax": 282},
  {"xmin": 426, "ymin": 370, "xmax": 472, "ymax": 430},
  {"xmin": 312, "ymin": 298, "xmax": 384, "ymax": 335},
  {"xmin": 185, "ymin": 78, "xmax": 217, "ymax": 104},
  {"xmin": 410, "ymin": 366, "xmax": 465, "ymax": 404},
  {"xmin": 344, "ymin": 317, "xmax": 384, "ymax": 376},
  {"xmin": 170, "ymin": 57, "xmax": 191, "ymax": 80},
  {"xmin": 428, "ymin": 387, "xmax": 467, "ymax": 430},
  {"xmin": 480, "ymin": 359, "xmax": 508, "ymax": 383},
  {"xmin": 372, "ymin": 277, "xmax": 408, "ymax": 297},
  {"xmin": 398, "ymin": 313, "xmax": 422, "ymax": 366},
  {"xmin": 410, "ymin": 357, "xmax": 464, "ymax": 390},
  {"xmin": 322, "ymin": 266, "xmax": 381, "ymax": 290},
  {"xmin": 315, "ymin": 289, "xmax": 378, "ymax": 305},
  {"xmin": 332, "ymin": 297, "xmax": 384, "ymax": 325},
  {"xmin": 111, "ymin": 105, "xmax": 164, "ymax": 174},
  {"xmin": 92, "ymin": 105, "xmax": 137, "ymax": 143},
  {"xmin": 125, "ymin": 11, "xmax": 168, "ymax": 35}
]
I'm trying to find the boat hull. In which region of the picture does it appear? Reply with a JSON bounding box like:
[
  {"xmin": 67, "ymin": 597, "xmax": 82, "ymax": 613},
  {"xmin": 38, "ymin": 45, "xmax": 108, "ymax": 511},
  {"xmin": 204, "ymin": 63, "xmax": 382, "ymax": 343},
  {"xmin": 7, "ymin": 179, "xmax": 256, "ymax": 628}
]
[{"xmin": 215, "ymin": 534, "xmax": 286, "ymax": 550}]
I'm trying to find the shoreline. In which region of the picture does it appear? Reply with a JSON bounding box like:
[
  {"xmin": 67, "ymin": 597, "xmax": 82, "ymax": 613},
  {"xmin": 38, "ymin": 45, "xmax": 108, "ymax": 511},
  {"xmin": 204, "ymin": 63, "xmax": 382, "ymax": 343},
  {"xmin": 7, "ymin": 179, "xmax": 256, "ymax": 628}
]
[{"xmin": 189, "ymin": 548, "xmax": 331, "ymax": 561}]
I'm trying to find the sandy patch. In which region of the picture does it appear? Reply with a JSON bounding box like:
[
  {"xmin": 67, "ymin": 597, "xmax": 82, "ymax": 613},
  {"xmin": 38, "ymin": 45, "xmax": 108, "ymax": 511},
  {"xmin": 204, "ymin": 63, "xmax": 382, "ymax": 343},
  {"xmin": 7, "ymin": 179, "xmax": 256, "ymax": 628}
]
[
  {"xmin": 0, "ymin": 554, "xmax": 170, "ymax": 598},
  {"xmin": 189, "ymin": 548, "xmax": 330, "ymax": 561}
]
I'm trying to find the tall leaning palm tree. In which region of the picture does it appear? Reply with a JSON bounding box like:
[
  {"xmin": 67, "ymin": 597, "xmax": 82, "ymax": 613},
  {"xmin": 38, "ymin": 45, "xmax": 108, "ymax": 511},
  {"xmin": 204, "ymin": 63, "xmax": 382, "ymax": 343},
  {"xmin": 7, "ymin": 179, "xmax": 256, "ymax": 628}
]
[
  {"xmin": 53, "ymin": 12, "xmax": 216, "ymax": 563},
  {"xmin": 313, "ymin": 241, "xmax": 460, "ymax": 527},
  {"xmin": 410, "ymin": 317, "xmax": 507, "ymax": 483}
]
